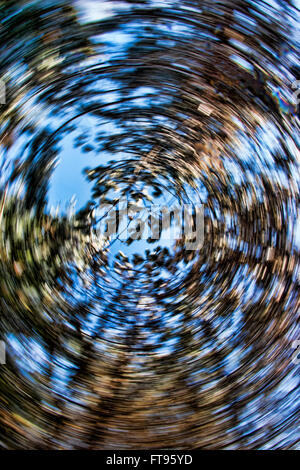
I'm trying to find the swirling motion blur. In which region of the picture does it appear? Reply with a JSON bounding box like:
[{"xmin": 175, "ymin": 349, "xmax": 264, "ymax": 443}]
[{"xmin": 0, "ymin": 0, "xmax": 299, "ymax": 449}]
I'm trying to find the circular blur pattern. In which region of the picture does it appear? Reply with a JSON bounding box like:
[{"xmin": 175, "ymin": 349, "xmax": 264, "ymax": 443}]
[{"xmin": 0, "ymin": 0, "xmax": 299, "ymax": 449}]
